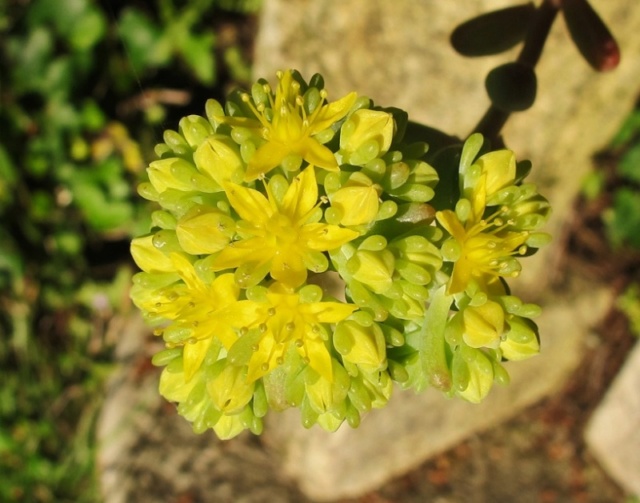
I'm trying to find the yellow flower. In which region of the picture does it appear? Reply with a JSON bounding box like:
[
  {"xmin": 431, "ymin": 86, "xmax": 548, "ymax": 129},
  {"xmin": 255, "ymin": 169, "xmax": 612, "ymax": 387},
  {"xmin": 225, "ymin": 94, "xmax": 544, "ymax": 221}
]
[
  {"xmin": 245, "ymin": 282, "xmax": 357, "ymax": 382},
  {"xmin": 213, "ymin": 167, "xmax": 359, "ymax": 287},
  {"xmin": 222, "ymin": 70, "xmax": 357, "ymax": 180},
  {"xmin": 146, "ymin": 253, "xmax": 258, "ymax": 381},
  {"xmin": 437, "ymin": 208, "xmax": 529, "ymax": 295}
]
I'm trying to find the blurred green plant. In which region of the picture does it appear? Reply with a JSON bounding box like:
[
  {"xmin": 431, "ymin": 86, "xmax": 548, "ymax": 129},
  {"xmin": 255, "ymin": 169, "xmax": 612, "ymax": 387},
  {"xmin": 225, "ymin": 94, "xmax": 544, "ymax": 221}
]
[
  {"xmin": 0, "ymin": 0, "xmax": 260, "ymax": 500},
  {"xmin": 601, "ymin": 106, "xmax": 640, "ymax": 249}
]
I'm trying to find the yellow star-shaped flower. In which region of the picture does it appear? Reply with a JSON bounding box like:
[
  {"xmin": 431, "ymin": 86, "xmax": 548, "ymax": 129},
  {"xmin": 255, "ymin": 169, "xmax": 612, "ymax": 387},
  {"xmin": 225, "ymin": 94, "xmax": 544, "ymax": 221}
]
[
  {"xmin": 243, "ymin": 282, "xmax": 357, "ymax": 382},
  {"xmin": 213, "ymin": 167, "xmax": 359, "ymax": 287},
  {"xmin": 146, "ymin": 253, "xmax": 258, "ymax": 381},
  {"xmin": 436, "ymin": 208, "xmax": 529, "ymax": 295},
  {"xmin": 222, "ymin": 70, "xmax": 357, "ymax": 180}
]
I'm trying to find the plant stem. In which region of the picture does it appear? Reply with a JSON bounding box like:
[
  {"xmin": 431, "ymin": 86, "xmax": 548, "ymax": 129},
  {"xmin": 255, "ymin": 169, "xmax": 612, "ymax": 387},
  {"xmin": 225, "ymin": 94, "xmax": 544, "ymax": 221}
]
[{"xmin": 473, "ymin": 0, "xmax": 560, "ymax": 144}]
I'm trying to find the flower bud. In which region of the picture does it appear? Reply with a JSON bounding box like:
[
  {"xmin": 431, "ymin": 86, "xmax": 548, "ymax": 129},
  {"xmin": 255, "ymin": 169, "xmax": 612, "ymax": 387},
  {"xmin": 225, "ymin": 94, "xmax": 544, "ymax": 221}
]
[
  {"xmin": 176, "ymin": 206, "xmax": 235, "ymax": 255},
  {"xmin": 339, "ymin": 109, "xmax": 394, "ymax": 165},
  {"xmin": 462, "ymin": 300, "xmax": 505, "ymax": 348},
  {"xmin": 334, "ymin": 319, "xmax": 387, "ymax": 372}
]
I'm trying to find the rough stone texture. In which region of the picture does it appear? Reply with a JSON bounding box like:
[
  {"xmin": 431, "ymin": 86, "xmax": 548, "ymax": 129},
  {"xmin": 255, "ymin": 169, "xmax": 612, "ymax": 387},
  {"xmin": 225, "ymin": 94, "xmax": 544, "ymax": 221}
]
[
  {"xmin": 263, "ymin": 281, "xmax": 612, "ymax": 501},
  {"xmin": 586, "ymin": 342, "xmax": 640, "ymax": 497},
  {"xmin": 253, "ymin": 0, "xmax": 640, "ymax": 499}
]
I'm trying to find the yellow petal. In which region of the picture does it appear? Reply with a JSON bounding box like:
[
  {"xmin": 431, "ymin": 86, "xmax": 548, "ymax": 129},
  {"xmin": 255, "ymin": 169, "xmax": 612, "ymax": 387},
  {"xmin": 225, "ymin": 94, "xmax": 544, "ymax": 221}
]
[
  {"xmin": 183, "ymin": 337, "xmax": 212, "ymax": 382},
  {"xmin": 301, "ymin": 300, "xmax": 357, "ymax": 324},
  {"xmin": 212, "ymin": 238, "xmax": 272, "ymax": 271},
  {"xmin": 131, "ymin": 235, "xmax": 175, "ymax": 273},
  {"xmin": 448, "ymin": 258, "xmax": 473, "ymax": 295},
  {"xmin": 224, "ymin": 182, "xmax": 272, "ymax": 222},
  {"xmin": 302, "ymin": 223, "xmax": 359, "ymax": 250},
  {"xmin": 476, "ymin": 149, "xmax": 516, "ymax": 197},
  {"xmin": 245, "ymin": 141, "xmax": 290, "ymax": 181},
  {"xmin": 270, "ymin": 250, "xmax": 307, "ymax": 287},
  {"xmin": 436, "ymin": 210, "xmax": 466, "ymax": 243},
  {"xmin": 300, "ymin": 139, "xmax": 339, "ymax": 171},
  {"xmin": 303, "ymin": 337, "xmax": 333, "ymax": 382},
  {"xmin": 311, "ymin": 91, "xmax": 358, "ymax": 132},
  {"xmin": 280, "ymin": 167, "xmax": 317, "ymax": 223}
]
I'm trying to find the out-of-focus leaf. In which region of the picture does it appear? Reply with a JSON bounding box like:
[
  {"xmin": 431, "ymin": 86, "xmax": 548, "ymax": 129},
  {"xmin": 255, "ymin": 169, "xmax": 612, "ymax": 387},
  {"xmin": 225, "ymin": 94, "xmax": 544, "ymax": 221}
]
[
  {"xmin": 9, "ymin": 26, "xmax": 53, "ymax": 91},
  {"xmin": 178, "ymin": 31, "xmax": 216, "ymax": 84},
  {"xmin": 562, "ymin": 0, "xmax": 620, "ymax": 72},
  {"xmin": 44, "ymin": 56, "xmax": 75, "ymax": 99},
  {"xmin": 0, "ymin": 144, "xmax": 17, "ymax": 207},
  {"xmin": 618, "ymin": 143, "xmax": 640, "ymax": 183},
  {"xmin": 609, "ymin": 109, "xmax": 640, "ymax": 150},
  {"xmin": 68, "ymin": 7, "xmax": 106, "ymax": 50},
  {"xmin": 451, "ymin": 3, "xmax": 536, "ymax": 57},
  {"xmin": 118, "ymin": 8, "xmax": 169, "ymax": 72},
  {"xmin": 71, "ymin": 179, "xmax": 133, "ymax": 230},
  {"xmin": 485, "ymin": 62, "xmax": 537, "ymax": 112},
  {"xmin": 605, "ymin": 188, "xmax": 640, "ymax": 248}
]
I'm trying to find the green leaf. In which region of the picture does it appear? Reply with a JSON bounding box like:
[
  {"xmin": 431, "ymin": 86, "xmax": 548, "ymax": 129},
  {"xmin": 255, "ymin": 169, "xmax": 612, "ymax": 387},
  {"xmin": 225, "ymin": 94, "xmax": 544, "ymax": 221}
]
[
  {"xmin": 619, "ymin": 143, "xmax": 640, "ymax": 183},
  {"xmin": 485, "ymin": 62, "xmax": 537, "ymax": 112},
  {"xmin": 606, "ymin": 188, "xmax": 640, "ymax": 248},
  {"xmin": 451, "ymin": 3, "xmax": 536, "ymax": 57},
  {"xmin": 0, "ymin": 144, "xmax": 17, "ymax": 207},
  {"xmin": 8, "ymin": 27, "xmax": 54, "ymax": 92},
  {"xmin": 179, "ymin": 31, "xmax": 216, "ymax": 84},
  {"xmin": 68, "ymin": 7, "xmax": 106, "ymax": 50},
  {"xmin": 118, "ymin": 8, "xmax": 168, "ymax": 72}
]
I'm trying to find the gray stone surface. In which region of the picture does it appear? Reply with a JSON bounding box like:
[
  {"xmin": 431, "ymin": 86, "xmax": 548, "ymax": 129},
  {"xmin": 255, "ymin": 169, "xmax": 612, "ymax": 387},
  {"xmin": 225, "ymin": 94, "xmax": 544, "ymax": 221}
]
[
  {"xmin": 586, "ymin": 342, "xmax": 640, "ymax": 497},
  {"xmin": 253, "ymin": 0, "xmax": 640, "ymax": 499}
]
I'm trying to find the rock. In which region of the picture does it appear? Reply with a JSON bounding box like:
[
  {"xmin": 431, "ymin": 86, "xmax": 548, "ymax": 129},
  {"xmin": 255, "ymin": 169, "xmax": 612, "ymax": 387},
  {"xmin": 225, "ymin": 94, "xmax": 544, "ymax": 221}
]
[
  {"xmin": 254, "ymin": 0, "xmax": 640, "ymax": 499},
  {"xmin": 585, "ymin": 342, "xmax": 640, "ymax": 497}
]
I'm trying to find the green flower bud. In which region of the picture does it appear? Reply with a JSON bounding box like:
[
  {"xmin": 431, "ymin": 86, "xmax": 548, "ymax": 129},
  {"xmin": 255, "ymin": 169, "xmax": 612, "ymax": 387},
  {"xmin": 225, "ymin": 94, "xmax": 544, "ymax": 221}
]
[
  {"xmin": 305, "ymin": 361, "xmax": 350, "ymax": 414},
  {"xmin": 334, "ymin": 319, "xmax": 387, "ymax": 372},
  {"xmin": 347, "ymin": 249, "xmax": 395, "ymax": 294},
  {"xmin": 339, "ymin": 109, "xmax": 395, "ymax": 165},
  {"xmin": 179, "ymin": 115, "xmax": 215, "ymax": 149},
  {"xmin": 462, "ymin": 300, "xmax": 505, "ymax": 348},
  {"xmin": 194, "ymin": 136, "xmax": 244, "ymax": 188},
  {"xmin": 455, "ymin": 346, "xmax": 494, "ymax": 403},
  {"xmin": 500, "ymin": 316, "xmax": 540, "ymax": 360},
  {"xmin": 176, "ymin": 206, "xmax": 235, "ymax": 255},
  {"xmin": 207, "ymin": 362, "xmax": 254, "ymax": 414},
  {"xmin": 163, "ymin": 129, "xmax": 191, "ymax": 156},
  {"xmin": 330, "ymin": 184, "xmax": 380, "ymax": 226}
]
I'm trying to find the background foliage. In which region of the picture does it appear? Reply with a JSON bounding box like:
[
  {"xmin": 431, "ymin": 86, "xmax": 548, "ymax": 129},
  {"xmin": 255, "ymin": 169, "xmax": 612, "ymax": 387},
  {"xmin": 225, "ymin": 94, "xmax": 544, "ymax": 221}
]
[{"xmin": 0, "ymin": 0, "xmax": 258, "ymax": 500}]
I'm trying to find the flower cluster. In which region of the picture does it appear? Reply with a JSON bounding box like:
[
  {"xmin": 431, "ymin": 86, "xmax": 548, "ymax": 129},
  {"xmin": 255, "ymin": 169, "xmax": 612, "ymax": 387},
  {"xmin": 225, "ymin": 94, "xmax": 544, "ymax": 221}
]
[{"xmin": 130, "ymin": 70, "xmax": 550, "ymax": 439}]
